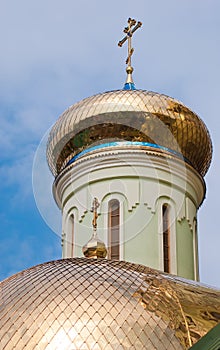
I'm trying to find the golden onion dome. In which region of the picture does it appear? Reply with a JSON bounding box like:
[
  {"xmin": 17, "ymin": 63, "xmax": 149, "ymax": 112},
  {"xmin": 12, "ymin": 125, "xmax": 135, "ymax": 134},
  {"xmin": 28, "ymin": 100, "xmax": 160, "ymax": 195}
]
[
  {"xmin": 82, "ymin": 234, "xmax": 108, "ymax": 258},
  {"xmin": 47, "ymin": 90, "xmax": 212, "ymax": 177},
  {"xmin": 1, "ymin": 259, "xmax": 220, "ymax": 349}
]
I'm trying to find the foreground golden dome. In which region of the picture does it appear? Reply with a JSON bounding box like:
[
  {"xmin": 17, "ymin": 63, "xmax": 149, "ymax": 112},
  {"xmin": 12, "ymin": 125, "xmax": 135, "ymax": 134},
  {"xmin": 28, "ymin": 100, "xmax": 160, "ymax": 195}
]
[
  {"xmin": 47, "ymin": 90, "xmax": 212, "ymax": 177},
  {"xmin": 1, "ymin": 258, "xmax": 220, "ymax": 349}
]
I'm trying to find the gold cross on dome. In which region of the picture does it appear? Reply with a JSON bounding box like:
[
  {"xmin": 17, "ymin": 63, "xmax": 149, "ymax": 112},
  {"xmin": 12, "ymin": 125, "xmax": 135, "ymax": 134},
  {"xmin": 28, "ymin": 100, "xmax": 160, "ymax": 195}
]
[
  {"xmin": 91, "ymin": 197, "xmax": 100, "ymax": 229},
  {"xmin": 118, "ymin": 18, "xmax": 142, "ymax": 68}
]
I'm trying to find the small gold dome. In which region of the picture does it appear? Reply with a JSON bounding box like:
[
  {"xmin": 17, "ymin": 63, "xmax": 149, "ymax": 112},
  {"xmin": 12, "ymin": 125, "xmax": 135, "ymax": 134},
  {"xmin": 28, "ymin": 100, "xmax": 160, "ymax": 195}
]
[
  {"xmin": 82, "ymin": 233, "xmax": 107, "ymax": 258},
  {"xmin": 1, "ymin": 259, "xmax": 220, "ymax": 349},
  {"xmin": 47, "ymin": 90, "xmax": 212, "ymax": 177}
]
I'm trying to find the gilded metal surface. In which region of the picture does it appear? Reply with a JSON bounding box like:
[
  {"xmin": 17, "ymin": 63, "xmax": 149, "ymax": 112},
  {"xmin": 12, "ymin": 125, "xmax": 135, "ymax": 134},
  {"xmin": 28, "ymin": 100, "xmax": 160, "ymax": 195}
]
[
  {"xmin": 118, "ymin": 18, "xmax": 142, "ymax": 84},
  {"xmin": 91, "ymin": 197, "xmax": 99, "ymax": 230},
  {"xmin": 47, "ymin": 90, "xmax": 212, "ymax": 177},
  {"xmin": 82, "ymin": 235, "xmax": 107, "ymax": 258},
  {"xmin": 83, "ymin": 198, "xmax": 107, "ymax": 259},
  {"xmin": 1, "ymin": 259, "xmax": 220, "ymax": 349}
]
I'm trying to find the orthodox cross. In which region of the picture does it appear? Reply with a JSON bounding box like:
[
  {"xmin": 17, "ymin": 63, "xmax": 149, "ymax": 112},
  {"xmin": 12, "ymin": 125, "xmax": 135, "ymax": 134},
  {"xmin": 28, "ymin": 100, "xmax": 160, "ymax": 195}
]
[
  {"xmin": 118, "ymin": 18, "xmax": 142, "ymax": 68},
  {"xmin": 91, "ymin": 197, "xmax": 100, "ymax": 230}
]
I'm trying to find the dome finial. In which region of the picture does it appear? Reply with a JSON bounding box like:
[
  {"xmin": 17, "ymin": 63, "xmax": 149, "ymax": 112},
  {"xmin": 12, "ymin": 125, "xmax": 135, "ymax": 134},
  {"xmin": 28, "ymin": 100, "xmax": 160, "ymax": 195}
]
[
  {"xmin": 82, "ymin": 198, "xmax": 107, "ymax": 259},
  {"xmin": 118, "ymin": 18, "xmax": 142, "ymax": 90}
]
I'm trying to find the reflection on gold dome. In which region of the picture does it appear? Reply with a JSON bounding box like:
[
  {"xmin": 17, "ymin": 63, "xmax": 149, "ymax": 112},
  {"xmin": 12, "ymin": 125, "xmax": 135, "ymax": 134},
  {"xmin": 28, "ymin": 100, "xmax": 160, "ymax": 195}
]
[
  {"xmin": 47, "ymin": 90, "xmax": 212, "ymax": 177},
  {"xmin": 1, "ymin": 259, "xmax": 220, "ymax": 349},
  {"xmin": 82, "ymin": 234, "xmax": 107, "ymax": 258}
]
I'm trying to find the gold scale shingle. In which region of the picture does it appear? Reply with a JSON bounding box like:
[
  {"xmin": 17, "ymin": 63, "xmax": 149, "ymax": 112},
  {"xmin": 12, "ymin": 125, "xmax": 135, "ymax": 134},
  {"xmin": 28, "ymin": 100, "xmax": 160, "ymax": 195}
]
[
  {"xmin": 47, "ymin": 90, "xmax": 212, "ymax": 177},
  {"xmin": 1, "ymin": 258, "xmax": 220, "ymax": 349}
]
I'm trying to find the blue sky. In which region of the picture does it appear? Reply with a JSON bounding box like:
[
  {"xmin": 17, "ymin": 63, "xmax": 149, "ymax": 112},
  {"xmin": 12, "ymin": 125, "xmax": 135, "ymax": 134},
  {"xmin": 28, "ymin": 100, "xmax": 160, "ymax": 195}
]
[{"xmin": 0, "ymin": 0, "xmax": 220, "ymax": 287}]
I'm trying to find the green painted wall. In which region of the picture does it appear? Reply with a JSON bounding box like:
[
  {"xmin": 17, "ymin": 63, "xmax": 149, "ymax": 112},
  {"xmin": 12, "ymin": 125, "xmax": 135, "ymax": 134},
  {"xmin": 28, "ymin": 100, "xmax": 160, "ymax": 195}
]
[
  {"xmin": 72, "ymin": 205, "xmax": 196, "ymax": 280},
  {"xmin": 60, "ymin": 149, "xmax": 203, "ymax": 280},
  {"xmin": 176, "ymin": 218, "xmax": 194, "ymax": 280},
  {"xmin": 123, "ymin": 204, "xmax": 159, "ymax": 268},
  {"xmin": 190, "ymin": 323, "xmax": 220, "ymax": 350}
]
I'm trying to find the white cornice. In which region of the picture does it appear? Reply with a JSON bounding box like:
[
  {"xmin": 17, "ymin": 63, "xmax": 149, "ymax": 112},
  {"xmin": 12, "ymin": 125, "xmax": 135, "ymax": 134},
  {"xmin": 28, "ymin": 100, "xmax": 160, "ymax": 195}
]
[{"xmin": 53, "ymin": 147, "xmax": 205, "ymax": 209}]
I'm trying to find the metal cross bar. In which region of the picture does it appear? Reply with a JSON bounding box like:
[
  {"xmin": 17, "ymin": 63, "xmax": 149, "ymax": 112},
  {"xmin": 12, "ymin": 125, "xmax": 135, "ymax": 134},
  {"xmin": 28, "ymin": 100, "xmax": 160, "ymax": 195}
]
[
  {"xmin": 131, "ymin": 21, "xmax": 142, "ymax": 35},
  {"xmin": 118, "ymin": 19, "xmax": 142, "ymax": 47},
  {"xmin": 118, "ymin": 18, "xmax": 142, "ymax": 68}
]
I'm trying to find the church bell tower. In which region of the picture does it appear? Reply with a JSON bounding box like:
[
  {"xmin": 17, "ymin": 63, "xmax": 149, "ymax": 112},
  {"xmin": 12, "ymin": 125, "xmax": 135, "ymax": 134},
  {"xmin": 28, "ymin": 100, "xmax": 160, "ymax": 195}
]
[{"xmin": 46, "ymin": 18, "xmax": 212, "ymax": 281}]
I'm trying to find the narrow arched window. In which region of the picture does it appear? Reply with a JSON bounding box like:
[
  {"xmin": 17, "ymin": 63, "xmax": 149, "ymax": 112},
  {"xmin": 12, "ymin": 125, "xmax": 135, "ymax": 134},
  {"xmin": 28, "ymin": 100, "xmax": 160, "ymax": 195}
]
[
  {"xmin": 70, "ymin": 214, "xmax": 74, "ymax": 257},
  {"xmin": 162, "ymin": 204, "xmax": 170, "ymax": 273},
  {"xmin": 108, "ymin": 199, "xmax": 120, "ymax": 260}
]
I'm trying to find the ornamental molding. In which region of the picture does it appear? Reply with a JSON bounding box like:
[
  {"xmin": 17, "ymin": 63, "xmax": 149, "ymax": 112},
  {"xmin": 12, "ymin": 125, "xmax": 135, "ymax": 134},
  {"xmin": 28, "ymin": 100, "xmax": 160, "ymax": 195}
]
[{"xmin": 53, "ymin": 148, "xmax": 205, "ymax": 211}]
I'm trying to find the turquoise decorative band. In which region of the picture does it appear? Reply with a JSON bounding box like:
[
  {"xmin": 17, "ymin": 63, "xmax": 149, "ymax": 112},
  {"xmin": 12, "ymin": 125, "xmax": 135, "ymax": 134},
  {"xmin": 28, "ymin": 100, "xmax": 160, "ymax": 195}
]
[
  {"xmin": 67, "ymin": 141, "xmax": 188, "ymax": 166},
  {"xmin": 123, "ymin": 82, "xmax": 136, "ymax": 90}
]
